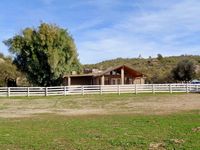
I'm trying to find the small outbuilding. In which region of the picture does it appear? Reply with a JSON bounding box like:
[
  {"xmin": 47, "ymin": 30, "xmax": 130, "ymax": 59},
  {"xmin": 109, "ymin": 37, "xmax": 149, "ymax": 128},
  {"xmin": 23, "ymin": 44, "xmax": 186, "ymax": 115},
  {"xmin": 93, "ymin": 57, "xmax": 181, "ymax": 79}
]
[{"xmin": 63, "ymin": 64, "xmax": 146, "ymax": 86}]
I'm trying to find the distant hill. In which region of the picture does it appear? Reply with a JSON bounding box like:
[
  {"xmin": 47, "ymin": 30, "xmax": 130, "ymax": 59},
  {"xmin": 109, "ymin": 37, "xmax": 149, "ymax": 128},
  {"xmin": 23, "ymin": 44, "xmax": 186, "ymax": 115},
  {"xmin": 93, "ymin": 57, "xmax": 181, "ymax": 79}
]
[{"xmin": 84, "ymin": 55, "xmax": 200, "ymax": 83}]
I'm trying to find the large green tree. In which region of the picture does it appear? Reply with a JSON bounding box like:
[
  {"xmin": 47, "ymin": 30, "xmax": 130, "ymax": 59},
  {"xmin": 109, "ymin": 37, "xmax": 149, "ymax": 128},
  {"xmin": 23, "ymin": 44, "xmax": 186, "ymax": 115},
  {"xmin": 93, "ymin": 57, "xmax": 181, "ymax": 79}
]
[
  {"xmin": 171, "ymin": 59, "xmax": 196, "ymax": 82},
  {"xmin": 4, "ymin": 23, "xmax": 82, "ymax": 86}
]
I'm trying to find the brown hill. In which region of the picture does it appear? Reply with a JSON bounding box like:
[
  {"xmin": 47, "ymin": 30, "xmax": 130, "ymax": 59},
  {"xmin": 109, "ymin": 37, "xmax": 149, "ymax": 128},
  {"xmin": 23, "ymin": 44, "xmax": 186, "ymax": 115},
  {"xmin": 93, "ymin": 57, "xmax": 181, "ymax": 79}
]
[{"xmin": 84, "ymin": 55, "xmax": 200, "ymax": 83}]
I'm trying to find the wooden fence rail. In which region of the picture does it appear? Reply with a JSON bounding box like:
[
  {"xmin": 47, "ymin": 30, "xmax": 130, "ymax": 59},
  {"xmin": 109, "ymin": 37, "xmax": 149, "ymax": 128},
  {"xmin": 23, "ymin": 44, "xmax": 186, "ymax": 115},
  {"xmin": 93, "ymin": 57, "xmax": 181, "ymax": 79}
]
[{"xmin": 0, "ymin": 84, "xmax": 199, "ymax": 97}]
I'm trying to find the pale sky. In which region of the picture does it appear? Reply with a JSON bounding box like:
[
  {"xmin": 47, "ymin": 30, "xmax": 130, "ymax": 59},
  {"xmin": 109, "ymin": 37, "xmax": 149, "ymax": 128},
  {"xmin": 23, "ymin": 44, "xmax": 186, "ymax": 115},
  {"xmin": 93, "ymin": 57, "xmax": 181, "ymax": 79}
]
[{"xmin": 0, "ymin": 0, "xmax": 200, "ymax": 64}]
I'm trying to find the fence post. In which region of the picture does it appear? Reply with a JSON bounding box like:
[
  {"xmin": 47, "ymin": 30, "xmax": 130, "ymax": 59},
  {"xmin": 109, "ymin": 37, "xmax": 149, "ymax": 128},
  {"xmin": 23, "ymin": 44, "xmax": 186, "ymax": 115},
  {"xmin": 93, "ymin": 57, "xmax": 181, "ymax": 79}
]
[
  {"xmin": 82, "ymin": 86, "xmax": 84, "ymax": 95},
  {"xmin": 189, "ymin": 84, "xmax": 191, "ymax": 93},
  {"xmin": 45, "ymin": 87, "xmax": 48, "ymax": 96},
  {"xmin": 152, "ymin": 84, "xmax": 155, "ymax": 94},
  {"xmin": 186, "ymin": 83, "xmax": 189, "ymax": 93},
  {"xmin": 7, "ymin": 87, "xmax": 10, "ymax": 97},
  {"xmin": 169, "ymin": 84, "xmax": 172, "ymax": 94},
  {"xmin": 27, "ymin": 87, "xmax": 30, "ymax": 97},
  {"xmin": 118, "ymin": 85, "xmax": 120, "ymax": 95},
  {"xmin": 64, "ymin": 86, "xmax": 67, "ymax": 96},
  {"xmin": 135, "ymin": 84, "xmax": 137, "ymax": 94},
  {"xmin": 100, "ymin": 85, "xmax": 102, "ymax": 95},
  {"xmin": 196, "ymin": 85, "xmax": 198, "ymax": 93}
]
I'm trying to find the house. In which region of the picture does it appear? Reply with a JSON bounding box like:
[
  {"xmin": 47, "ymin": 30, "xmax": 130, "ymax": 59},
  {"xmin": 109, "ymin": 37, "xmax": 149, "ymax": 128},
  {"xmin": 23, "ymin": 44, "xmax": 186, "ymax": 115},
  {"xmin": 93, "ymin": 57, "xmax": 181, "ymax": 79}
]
[{"xmin": 63, "ymin": 64, "xmax": 146, "ymax": 86}]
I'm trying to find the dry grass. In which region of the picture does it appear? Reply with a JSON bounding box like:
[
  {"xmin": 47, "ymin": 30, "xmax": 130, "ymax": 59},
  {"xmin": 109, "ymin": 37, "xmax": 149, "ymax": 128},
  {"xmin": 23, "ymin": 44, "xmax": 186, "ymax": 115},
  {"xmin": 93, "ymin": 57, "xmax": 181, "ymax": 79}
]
[{"xmin": 0, "ymin": 93, "xmax": 199, "ymax": 118}]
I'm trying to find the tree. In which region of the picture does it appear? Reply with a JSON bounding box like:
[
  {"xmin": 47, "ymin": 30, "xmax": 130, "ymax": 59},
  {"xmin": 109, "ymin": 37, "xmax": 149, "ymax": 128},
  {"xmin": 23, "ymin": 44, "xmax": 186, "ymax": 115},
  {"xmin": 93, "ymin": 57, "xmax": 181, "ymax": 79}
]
[
  {"xmin": 4, "ymin": 23, "xmax": 82, "ymax": 86},
  {"xmin": 157, "ymin": 54, "xmax": 163, "ymax": 60},
  {"xmin": 0, "ymin": 52, "xmax": 4, "ymax": 58},
  {"xmin": 171, "ymin": 59, "xmax": 196, "ymax": 82},
  {"xmin": 138, "ymin": 54, "xmax": 142, "ymax": 59},
  {"xmin": 0, "ymin": 54, "xmax": 20, "ymax": 86}
]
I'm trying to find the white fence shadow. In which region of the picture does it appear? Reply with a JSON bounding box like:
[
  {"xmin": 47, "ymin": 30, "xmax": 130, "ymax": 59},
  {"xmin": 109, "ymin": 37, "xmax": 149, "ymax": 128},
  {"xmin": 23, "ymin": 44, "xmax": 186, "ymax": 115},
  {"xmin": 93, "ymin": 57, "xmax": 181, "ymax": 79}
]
[{"xmin": 0, "ymin": 84, "xmax": 199, "ymax": 97}]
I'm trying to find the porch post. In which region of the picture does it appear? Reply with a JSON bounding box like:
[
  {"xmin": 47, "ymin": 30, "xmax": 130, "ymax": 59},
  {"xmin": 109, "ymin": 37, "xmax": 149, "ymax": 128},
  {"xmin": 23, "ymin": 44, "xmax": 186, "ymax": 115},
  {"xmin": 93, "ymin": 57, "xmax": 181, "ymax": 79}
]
[
  {"xmin": 101, "ymin": 75, "xmax": 105, "ymax": 85},
  {"xmin": 68, "ymin": 76, "xmax": 71, "ymax": 86},
  {"xmin": 121, "ymin": 67, "xmax": 124, "ymax": 85}
]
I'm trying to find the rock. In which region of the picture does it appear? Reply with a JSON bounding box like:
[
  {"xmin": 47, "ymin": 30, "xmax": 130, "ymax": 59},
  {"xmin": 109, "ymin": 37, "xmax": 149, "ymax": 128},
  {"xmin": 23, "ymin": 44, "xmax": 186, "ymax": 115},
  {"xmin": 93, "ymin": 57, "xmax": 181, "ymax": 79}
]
[
  {"xmin": 192, "ymin": 127, "xmax": 200, "ymax": 132},
  {"xmin": 149, "ymin": 142, "xmax": 166, "ymax": 150},
  {"xmin": 170, "ymin": 139, "xmax": 185, "ymax": 144}
]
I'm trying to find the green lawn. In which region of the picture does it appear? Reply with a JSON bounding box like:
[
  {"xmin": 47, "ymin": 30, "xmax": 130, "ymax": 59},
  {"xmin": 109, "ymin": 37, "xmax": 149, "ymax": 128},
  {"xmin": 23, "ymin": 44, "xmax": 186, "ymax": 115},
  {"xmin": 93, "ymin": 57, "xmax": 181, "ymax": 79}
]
[{"xmin": 0, "ymin": 111, "xmax": 199, "ymax": 150}]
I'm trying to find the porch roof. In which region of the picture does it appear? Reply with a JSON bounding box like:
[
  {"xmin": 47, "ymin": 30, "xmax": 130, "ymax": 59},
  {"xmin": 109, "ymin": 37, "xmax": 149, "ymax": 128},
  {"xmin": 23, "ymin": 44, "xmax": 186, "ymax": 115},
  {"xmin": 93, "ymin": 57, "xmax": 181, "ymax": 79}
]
[{"xmin": 63, "ymin": 74, "xmax": 94, "ymax": 78}]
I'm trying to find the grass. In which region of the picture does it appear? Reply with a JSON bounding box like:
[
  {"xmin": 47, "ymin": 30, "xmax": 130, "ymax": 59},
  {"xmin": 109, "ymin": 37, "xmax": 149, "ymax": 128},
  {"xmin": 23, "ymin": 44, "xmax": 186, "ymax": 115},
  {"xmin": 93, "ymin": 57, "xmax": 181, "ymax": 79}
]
[
  {"xmin": 0, "ymin": 93, "xmax": 199, "ymax": 149},
  {"xmin": 0, "ymin": 111, "xmax": 199, "ymax": 150},
  {"xmin": 0, "ymin": 93, "xmax": 188, "ymax": 108},
  {"xmin": 0, "ymin": 92, "xmax": 186, "ymax": 100},
  {"xmin": 0, "ymin": 93, "xmax": 198, "ymax": 113}
]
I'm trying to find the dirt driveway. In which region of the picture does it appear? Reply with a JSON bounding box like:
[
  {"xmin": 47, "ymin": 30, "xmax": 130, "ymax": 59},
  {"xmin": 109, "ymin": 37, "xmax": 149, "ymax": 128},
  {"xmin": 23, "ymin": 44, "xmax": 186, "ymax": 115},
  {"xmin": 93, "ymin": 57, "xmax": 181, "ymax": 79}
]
[{"xmin": 0, "ymin": 93, "xmax": 199, "ymax": 118}]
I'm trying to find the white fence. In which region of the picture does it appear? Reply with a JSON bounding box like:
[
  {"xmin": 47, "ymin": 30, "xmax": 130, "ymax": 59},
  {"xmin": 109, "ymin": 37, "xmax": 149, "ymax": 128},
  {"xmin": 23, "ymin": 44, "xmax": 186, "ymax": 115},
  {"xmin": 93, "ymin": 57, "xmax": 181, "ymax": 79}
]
[{"xmin": 0, "ymin": 84, "xmax": 199, "ymax": 97}]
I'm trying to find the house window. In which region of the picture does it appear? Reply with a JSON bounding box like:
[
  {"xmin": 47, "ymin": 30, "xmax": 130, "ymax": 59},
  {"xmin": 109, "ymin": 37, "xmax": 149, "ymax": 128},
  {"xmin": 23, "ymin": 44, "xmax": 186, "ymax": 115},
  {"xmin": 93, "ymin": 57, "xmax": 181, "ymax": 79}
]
[
  {"xmin": 129, "ymin": 78, "xmax": 133, "ymax": 84},
  {"xmin": 112, "ymin": 79, "xmax": 116, "ymax": 85},
  {"xmin": 117, "ymin": 79, "xmax": 121, "ymax": 84},
  {"xmin": 105, "ymin": 77, "xmax": 109, "ymax": 85}
]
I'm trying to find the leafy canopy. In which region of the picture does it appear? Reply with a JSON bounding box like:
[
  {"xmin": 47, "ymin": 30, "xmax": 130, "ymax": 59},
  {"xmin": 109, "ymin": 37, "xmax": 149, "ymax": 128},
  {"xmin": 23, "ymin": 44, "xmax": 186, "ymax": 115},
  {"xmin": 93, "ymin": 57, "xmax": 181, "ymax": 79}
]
[
  {"xmin": 4, "ymin": 23, "xmax": 82, "ymax": 86},
  {"xmin": 172, "ymin": 59, "xmax": 196, "ymax": 81},
  {"xmin": 0, "ymin": 53, "xmax": 19, "ymax": 86},
  {"xmin": 157, "ymin": 54, "xmax": 163, "ymax": 61}
]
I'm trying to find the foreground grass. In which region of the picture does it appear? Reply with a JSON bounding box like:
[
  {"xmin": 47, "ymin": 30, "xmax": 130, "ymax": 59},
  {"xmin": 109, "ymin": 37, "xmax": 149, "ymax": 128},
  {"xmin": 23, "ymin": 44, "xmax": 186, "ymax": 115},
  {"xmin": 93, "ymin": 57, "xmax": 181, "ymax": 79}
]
[{"xmin": 0, "ymin": 111, "xmax": 199, "ymax": 149}]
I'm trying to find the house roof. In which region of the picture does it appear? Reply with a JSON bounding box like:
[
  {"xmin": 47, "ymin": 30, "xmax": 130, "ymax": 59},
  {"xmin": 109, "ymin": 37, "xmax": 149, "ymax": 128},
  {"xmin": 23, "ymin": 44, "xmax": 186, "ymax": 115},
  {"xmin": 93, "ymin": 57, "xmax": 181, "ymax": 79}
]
[
  {"xmin": 95, "ymin": 64, "xmax": 144, "ymax": 77},
  {"xmin": 63, "ymin": 74, "xmax": 94, "ymax": 78},
  {"xmin": 63, "ymin": 64, "xmax": 145, "ymax": 78}
]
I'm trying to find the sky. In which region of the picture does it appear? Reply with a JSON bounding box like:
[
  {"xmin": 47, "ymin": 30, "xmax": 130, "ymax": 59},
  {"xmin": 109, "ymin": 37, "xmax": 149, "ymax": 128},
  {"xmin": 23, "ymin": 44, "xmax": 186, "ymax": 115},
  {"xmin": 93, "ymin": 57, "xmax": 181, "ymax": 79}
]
[{"xmin": 0, "ymin": 0, "xmax": 200, "ymax": 64}]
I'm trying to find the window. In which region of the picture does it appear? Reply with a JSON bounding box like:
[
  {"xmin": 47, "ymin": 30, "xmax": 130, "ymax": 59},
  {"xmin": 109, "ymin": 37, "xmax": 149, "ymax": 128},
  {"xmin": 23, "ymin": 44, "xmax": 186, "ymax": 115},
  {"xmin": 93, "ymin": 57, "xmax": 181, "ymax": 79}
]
[{"xmin": 117, "ymin": 79, "xmax": 121, "ymax": 84}]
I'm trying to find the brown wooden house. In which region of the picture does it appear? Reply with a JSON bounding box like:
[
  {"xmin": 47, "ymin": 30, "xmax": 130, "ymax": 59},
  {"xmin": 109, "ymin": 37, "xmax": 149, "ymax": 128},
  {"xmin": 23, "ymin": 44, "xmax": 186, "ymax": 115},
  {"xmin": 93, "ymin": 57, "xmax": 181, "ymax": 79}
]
[{"xmin": 63, "ymin": 65, "xmax": 145, "ymax": 86}]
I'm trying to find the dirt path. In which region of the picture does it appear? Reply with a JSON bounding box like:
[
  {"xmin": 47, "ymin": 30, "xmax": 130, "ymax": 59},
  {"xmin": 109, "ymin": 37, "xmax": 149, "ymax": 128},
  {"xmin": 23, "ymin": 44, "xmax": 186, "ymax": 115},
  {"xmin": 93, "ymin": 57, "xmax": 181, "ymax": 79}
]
[{"xmin": 0, "ymin": 94, "xmax": 199, "ymax": 118}]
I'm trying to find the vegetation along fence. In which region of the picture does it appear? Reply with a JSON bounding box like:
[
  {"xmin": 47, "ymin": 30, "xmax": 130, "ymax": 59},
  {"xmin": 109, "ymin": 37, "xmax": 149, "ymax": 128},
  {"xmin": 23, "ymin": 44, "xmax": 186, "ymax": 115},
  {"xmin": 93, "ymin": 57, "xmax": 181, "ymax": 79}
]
[{"xmin": 0, "ymin": 84, "xmax": 200, "ymax": 97}]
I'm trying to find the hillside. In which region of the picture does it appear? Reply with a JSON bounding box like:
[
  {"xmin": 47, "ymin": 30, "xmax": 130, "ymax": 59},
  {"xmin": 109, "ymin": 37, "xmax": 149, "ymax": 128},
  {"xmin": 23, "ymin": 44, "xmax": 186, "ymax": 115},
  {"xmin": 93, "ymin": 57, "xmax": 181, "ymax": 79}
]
[{"xmin": 84, "ymin": 55, "xmax": 200, "ymax": 83}]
